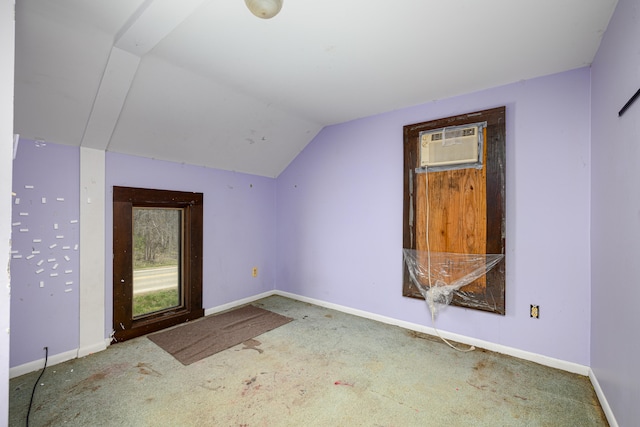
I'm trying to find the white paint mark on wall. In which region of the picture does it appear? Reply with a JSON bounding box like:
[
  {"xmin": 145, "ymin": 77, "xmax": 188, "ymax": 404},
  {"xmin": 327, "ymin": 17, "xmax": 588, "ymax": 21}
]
[{"xmin": 9, "ymin": 188, "xmax": 81, "ymax": 313}]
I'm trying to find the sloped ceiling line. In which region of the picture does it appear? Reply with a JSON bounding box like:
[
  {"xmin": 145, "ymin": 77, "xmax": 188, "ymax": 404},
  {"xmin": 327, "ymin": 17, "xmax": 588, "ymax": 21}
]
[
  {"xmin": 15, "ymin": 0, "xmax": 618, "ymax": 177},
  {"xmin": 79, "ymin": 47, "xmax": 140, "ymax": 151},
  {"xmin": 80, "ymin": 0, "xmax": 208, "ymax": 151}
]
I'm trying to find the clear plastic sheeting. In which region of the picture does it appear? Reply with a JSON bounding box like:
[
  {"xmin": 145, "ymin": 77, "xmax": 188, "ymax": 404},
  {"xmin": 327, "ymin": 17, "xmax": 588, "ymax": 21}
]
[{"xmin": 403, "ymin": 249, "xmax": 504, "ymax": 318}]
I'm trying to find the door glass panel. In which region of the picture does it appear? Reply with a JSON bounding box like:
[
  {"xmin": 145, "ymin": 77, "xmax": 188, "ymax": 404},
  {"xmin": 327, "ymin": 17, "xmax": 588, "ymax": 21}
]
[{"xmin": 132, "ymin": 207, "xmax": 182, "ymax": 318}]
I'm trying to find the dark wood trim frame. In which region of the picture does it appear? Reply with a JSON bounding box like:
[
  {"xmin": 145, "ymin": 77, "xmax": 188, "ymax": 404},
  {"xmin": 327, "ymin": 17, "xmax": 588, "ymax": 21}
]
[
  {"xmin": 112, "ymin": 186, "xmax": 204, "ymax": 342},
  {"xmin": 402, "ymin": 107, "xmax": 506, "ymax": 314}
]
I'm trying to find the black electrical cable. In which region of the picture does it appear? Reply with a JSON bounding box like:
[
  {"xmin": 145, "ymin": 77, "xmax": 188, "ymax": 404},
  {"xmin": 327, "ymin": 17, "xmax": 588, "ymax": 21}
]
[{"xmin": 26, "ymin": 346, "xmax": 48, "ymax": 427}]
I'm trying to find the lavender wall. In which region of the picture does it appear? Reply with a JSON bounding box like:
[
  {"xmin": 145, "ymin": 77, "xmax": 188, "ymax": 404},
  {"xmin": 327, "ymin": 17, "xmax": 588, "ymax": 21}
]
[
  {"xmin": 277, "ymin": 68, "xmax": 592, "ymax": 365},
  {"xmin": 10, "ymin": 140, "xmax": 81, "ymax": 366},
  {"xmin": 9, "ymin": 146, "xmax": 277, "ymax": 366},
  {"xmin": 590, "ymin": 0, "xmax": 640, "ymax": 424},
  {"xmin": 105, "ymin": 152, "xmax": 277, "ymax": 338}
]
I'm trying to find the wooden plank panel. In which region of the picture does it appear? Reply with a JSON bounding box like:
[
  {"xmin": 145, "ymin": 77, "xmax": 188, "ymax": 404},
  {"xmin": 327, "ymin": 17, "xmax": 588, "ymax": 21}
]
[
  {"xmin": 403, "ymin": 107, "xmax": 506, "ymax": 314},
  {"xmin": 415, "ymin": 129, "xmax": 487, "ymax": 292}
]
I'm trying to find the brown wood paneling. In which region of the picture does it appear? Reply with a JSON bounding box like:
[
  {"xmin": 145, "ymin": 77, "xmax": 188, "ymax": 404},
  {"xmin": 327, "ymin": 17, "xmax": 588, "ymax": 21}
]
[
  {"xmin": 113, "ymin": 197, "xmax": 133, "ymax": 331},
  {"xmin": 478, "ymin": 113, "xmax": 506, "ymax": 313},
  {"xmin": 403, "ymin": 107, "xmax": 506, "ymax": 314},
  {"xmin": 112, "ymin": 186, "xmax": 204, "ymax": 342}
]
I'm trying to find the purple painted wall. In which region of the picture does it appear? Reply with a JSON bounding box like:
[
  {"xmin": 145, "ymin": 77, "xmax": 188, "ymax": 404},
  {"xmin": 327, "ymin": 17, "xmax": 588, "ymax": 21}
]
[
  {"xmin": 105, "ymin": 152, "xmax": 277, "ymax": 338},
  {"xmin": 10, "ymin": 140, "xmax": 80, "ymax": 366},
  {"xmin": 590, "ymin": 0, "xmax": 640, "ymax": 424},
  {"xmin": 277, "ymin": 68, "xmax": 592, "ymax": 365}
]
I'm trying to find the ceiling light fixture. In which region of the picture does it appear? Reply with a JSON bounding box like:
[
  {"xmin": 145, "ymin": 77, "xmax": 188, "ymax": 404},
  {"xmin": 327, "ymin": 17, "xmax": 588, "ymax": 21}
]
[{"xmin": 245, "ymin": 0, "xmax": 283, "ymax": 19}]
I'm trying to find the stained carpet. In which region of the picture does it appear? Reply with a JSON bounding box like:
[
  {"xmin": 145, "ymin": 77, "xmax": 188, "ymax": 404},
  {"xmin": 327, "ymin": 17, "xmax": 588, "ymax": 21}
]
[
  {"xmin": 147, "ymin": 304, "xmax": 292, "ymax": 365},
  {"xmin": 9, "ymin": 296, "xmax": 608, "ymax": 426}
]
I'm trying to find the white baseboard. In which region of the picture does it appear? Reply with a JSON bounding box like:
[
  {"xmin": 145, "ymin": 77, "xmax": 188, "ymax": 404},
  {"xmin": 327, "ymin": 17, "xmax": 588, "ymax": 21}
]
[
  {"xmin": 9, "ymin": 293, "xmax": 279, "ymax": 379},
  {"xmin": 274, "ymin": 290, "xmax": 590, "ymax": 376},
  {"xmin": 8, "ymin": 290, "xmax": 617, "ymax": 425},
  {"xmin": 77, "ymin": 339, "xmax": 109, "ymax": 359},
  {"xmin": 10, "ymin": 348, "xmax": 78, "ymax": 379},
  {"xmin": 286, "ymin": 287, "xmax": 614, "ymax": 421},
  {"xmin": 8, "ymin": 289, "xmax": 599, "ymax": 402},
  {"xmin": 589, "ymin": 368, "xmax": 618, "ymax": 427},
  {"xmin": 204, "ymin": 290, "xmax": 277, "ymax": 316}
]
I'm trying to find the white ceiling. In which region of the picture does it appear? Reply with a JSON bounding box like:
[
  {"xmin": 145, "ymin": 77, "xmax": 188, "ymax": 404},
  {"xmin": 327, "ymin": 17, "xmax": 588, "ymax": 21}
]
[{"xmin": 14, "ymin": 0, "xmax": 618, "ymax": 177}]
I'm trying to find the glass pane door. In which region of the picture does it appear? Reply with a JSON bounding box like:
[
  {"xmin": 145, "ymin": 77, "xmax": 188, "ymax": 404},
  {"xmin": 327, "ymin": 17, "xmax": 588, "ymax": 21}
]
[{"xmin": 132, "ymin": 207, "xmax": 182, "ymax": 318}]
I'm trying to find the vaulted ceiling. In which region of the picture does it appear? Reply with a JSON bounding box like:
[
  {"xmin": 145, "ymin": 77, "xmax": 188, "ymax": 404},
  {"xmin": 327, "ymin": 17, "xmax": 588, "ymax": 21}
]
[{"xmin": 13, "ymin": 0, "xmax": 617, "ymax": 177}]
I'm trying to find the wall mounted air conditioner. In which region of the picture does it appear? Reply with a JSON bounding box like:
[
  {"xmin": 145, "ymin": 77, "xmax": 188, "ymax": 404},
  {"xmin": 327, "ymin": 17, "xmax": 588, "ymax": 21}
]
[{"xmin": 419, "ymin": 123, "xmax": 484, "ymax": 169}]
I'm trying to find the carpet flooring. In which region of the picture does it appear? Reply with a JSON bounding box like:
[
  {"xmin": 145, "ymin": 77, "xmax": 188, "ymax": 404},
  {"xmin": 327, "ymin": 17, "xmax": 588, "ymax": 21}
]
[{"xmin": 9, "ymin": 295, "xmax": 608, "ymax": 426}]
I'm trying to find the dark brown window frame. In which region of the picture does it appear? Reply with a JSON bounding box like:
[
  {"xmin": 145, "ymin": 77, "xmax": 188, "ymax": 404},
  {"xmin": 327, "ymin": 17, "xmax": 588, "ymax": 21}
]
[
  {"xmin": 112, "ymin": 186, "xmax": 204, "ymax": 342},
  {"xmin": 402, "ymin": 107, "xmax": 506, "ymax": 314}
]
